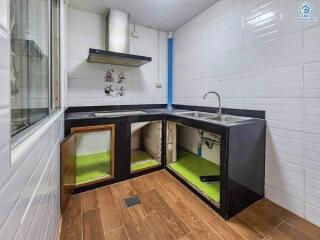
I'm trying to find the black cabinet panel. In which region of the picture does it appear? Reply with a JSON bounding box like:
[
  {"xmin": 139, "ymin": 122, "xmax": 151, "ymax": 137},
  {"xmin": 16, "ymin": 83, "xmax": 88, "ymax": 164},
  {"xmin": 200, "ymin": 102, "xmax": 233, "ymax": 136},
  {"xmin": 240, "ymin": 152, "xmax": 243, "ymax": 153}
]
[
  {"xmin": 115, "ymin": 118, "xmax": 131, "ymax": 181},
  {"xmin": 164, "ymin": 115, "xmax": 265, "ymax": 220},
  {"xmin": 226, "ymin": 120, "xmax": 266, "ymax": 218}
]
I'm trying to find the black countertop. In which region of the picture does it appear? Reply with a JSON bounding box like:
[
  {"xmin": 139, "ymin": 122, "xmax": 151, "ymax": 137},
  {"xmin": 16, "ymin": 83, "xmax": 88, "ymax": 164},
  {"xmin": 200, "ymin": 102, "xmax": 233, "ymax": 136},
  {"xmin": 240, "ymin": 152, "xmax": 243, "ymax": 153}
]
[
  {"xmin": 65, "ymin": 108, "xmax": 185, "ymax": 120},
  {"xmin": 65, "ymin": 105, "xmax": 265, "ymax": 129},
  {"xmin": 65, "ymin": 104, "xmax": 265, "ymax": 119}
]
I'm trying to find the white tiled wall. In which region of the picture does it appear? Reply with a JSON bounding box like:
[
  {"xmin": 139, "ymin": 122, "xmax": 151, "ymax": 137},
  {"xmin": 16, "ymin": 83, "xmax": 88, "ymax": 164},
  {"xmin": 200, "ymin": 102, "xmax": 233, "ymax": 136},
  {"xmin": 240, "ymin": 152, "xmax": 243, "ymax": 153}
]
[
  {"xmin": 67, "ymin": 7, "xmax": 168, "ymax": 106},
  {"xmin": 0, "ymin": 112, "xmax": 64, "ymax": 240},
  {"xmin": 173, "ymin": 0, "xmax": 320, "ymax": 226},
  {"xmin": 0, "ymin": 0, "xmax": 64, "ymax": 239}
]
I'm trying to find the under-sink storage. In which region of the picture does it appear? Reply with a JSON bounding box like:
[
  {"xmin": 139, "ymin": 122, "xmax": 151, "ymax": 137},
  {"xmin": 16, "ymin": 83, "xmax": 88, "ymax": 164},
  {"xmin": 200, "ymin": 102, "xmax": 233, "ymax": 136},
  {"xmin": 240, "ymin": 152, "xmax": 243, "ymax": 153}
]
[
  {"xmin": 166, "ymin": 121, "xmax": 221, "ymax": 206},
  {"xmin": 131, "ymin": 121, "xmax": 162, "ymax": 173},
  {"xmin": 165, "ymin": 113, "xmax": 266, "ymax": 219}
]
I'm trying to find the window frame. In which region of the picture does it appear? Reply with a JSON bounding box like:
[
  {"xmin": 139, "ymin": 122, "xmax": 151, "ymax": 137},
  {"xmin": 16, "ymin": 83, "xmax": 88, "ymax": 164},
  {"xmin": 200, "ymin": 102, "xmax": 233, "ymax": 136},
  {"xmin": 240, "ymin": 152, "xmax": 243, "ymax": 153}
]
[
  {"xmin": 10, "ymin": 0, "xmax": 61, "ymax": 145},
  {"xmin": 51, "ymin": 0, "xmax": 60, "ymax": 111}
]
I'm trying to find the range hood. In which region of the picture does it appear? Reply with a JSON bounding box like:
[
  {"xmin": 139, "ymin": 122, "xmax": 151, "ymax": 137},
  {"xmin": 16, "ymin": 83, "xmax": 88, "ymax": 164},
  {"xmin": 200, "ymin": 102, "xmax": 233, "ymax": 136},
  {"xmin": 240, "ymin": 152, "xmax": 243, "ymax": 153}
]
[{"xmin": 87, "ymin": 9, "xmax": 152, "ymax": 67}]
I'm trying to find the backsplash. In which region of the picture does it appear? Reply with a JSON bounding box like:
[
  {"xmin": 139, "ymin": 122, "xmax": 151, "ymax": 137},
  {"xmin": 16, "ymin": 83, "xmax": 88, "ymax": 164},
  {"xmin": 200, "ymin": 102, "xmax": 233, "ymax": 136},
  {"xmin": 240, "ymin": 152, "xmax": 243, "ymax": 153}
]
[
  {"xmin": 103, "ymin": 68, "xmax": 126, "ymax": 97},
  {"xmin": 67, "ymin": 7, "xmax": 168, "ymax": 107},
  {"xmin": 173, "ymin": 0, "xmax": 320, "ymax": 226}
]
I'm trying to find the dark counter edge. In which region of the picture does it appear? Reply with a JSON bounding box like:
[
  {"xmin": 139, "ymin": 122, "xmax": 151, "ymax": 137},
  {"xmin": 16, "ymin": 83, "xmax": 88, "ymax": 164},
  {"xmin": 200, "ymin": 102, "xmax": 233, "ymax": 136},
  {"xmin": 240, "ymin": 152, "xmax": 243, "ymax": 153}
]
[
  {"xmin": 64, "ymin": 104, "xmax": 265, "ymax": 138},
  {"xmin": 65, "ymin": 104, "xmax": 167, "ymax": 113},
  {"xmin": 173, "ymin": 104, "xmax": 265, "ymax": 119},
  {"xmin": 65, "ymin": 104, "xmax": 265, "ymax": 120}
]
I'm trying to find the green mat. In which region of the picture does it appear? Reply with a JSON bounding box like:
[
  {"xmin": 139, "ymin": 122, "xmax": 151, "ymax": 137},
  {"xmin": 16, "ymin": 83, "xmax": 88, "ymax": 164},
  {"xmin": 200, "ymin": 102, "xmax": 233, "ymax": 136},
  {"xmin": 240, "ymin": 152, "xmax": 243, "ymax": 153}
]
[
  {"xmin": 169, "ymin": 151, "xmax": 220, "ymax": 203},
  {"xmin": 76, "ymin": 152, "xmax": 111, "ymax": 185},
  {"xmin": 131, "ymin": 149, "xmax": 160, "ymax": 172}
]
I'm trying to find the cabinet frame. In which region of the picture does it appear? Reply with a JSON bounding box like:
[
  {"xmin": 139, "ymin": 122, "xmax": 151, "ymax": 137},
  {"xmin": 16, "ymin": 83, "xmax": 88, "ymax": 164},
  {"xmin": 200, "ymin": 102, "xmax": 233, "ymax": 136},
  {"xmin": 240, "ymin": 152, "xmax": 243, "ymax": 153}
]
[
  {"xmin": 70, "ymin": 124, "xmax": 116, "ymax": 188},
  {"xmin": 127, "ymin": 115, "xmax": 166, "ymax": 178},
  {"xmin": 164, "ymin": 117, "xmax": 228, "ymax": 217},
  {"xmin": 71, "ymin": 124, "xmax": 115, "ymax": 188}
]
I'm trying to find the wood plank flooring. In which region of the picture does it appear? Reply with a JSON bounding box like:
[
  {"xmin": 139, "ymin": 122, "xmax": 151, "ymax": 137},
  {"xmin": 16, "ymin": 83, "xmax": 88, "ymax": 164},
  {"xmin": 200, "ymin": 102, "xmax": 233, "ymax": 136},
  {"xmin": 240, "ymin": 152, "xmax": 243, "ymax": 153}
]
[{"xmin": 60, "ymin": 170, "xmax": 320, "ymax": 240}]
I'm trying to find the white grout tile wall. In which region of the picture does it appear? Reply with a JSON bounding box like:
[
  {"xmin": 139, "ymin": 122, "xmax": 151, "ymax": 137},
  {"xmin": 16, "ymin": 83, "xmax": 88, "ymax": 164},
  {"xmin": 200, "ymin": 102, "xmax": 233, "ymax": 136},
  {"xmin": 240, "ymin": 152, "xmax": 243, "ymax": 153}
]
[
  {"xmin": 0, "ymin": 0, "xmax": 14, "ymax": 238},
  {"xmin": 0, "ymin": 0, "xmax": 64, "ymax": 239},
  {"xmin": 67, "ymin": 7, "xmax": 168, "ymax": 107},
  {"xmin": 173, "ymin": 0, "xmax": 320, "ymax": 226}
]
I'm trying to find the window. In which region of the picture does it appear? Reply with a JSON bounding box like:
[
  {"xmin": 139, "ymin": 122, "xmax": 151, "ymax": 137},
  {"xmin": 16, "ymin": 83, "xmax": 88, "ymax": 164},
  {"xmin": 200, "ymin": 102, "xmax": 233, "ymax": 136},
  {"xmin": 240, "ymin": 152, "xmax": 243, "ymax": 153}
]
[{"xmin": 10, "ymin": 0, "xmax": 60, "ymax": 139}]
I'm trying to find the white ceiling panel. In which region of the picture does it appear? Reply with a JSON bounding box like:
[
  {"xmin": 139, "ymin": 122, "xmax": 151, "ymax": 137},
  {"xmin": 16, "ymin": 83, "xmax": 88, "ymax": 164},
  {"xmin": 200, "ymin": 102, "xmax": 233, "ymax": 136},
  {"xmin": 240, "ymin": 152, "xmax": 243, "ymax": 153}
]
[{"xmin": 69, "ymin": 0, "xmax": 218, "ymax": 32}]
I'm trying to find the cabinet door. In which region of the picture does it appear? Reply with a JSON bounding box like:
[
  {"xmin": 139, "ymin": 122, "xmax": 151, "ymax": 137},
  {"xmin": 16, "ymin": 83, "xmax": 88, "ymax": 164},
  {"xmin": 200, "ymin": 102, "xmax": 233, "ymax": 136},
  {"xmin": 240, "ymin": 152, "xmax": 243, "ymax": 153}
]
[{"xmin": 60, "ymin": 134, "xmax": 76, "ymax": 214}]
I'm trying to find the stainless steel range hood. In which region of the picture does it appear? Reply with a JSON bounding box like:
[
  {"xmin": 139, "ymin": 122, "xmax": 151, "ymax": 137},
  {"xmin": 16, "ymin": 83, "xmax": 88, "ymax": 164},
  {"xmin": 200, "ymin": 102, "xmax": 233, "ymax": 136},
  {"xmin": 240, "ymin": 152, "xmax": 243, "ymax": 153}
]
[{"xmin": 87, "ymin": 9, "xmax": 152, "ymax": 67}]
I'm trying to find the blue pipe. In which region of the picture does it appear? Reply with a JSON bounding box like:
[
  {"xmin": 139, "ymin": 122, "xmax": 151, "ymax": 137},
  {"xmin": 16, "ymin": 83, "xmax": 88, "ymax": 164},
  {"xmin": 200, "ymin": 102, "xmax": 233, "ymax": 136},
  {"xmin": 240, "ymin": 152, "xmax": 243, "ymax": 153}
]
[
  {"xmin": 167, "ymin": 36, "xmax": 173, "ymax": 110},
  {"xmin": 197, "ymin": 147, "xmax": 202, "ymax": 157}
]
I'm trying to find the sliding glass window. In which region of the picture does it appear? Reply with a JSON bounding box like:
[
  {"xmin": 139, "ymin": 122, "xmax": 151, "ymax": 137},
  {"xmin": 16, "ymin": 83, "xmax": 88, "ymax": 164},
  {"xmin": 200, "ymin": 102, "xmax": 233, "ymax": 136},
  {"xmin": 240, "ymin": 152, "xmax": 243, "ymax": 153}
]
[{"xmin": 10, "ymin": 0, "xmax": 60, "ymax": 138}]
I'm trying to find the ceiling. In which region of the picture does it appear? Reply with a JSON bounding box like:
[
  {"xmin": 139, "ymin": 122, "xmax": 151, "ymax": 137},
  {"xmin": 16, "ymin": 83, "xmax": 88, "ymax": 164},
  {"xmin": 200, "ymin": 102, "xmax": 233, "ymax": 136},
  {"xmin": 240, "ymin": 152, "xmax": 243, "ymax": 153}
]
[{"xmin": 69, "ymin": 0, "xmax": 219, "ymax": 32}]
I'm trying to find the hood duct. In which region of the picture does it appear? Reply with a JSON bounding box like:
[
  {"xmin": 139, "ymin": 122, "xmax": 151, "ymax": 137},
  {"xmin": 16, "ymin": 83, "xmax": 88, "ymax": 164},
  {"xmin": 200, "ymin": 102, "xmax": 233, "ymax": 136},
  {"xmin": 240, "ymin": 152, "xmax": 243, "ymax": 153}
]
[
  {"xmin": 87, "ymin": 9, "xmax": 152, "ymax": 67},
  {"xmin": 106, "ymin": 9, "xmax": 130, "ymax": 53}
]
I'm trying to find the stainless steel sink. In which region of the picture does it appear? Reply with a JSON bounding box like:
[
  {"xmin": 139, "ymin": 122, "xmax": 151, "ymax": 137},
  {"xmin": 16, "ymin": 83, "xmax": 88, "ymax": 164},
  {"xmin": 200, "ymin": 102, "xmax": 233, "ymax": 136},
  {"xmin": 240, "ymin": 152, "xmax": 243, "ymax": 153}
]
[
  {"xmin": 177, "ymin": 111, "xmax": 217, "ymax": 119},
  {"xmin": 176, "ymin": 111, "xmax": 251, "ymax": 124},
  {"xmin": 94, "ymin": 111, "xmax": 146, "ymax": 117},
  {"xmin": 205, "ymin": 115, "xmax": 250, "ymax": 123}
]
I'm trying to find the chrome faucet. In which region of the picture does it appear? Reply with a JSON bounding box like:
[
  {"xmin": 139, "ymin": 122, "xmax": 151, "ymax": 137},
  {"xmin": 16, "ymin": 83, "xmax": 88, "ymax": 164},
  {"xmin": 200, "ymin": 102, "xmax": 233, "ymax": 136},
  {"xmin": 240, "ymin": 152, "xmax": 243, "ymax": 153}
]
[{"xmin": 203, "ymin": 91, "xmax": 222, "ymax": 115}]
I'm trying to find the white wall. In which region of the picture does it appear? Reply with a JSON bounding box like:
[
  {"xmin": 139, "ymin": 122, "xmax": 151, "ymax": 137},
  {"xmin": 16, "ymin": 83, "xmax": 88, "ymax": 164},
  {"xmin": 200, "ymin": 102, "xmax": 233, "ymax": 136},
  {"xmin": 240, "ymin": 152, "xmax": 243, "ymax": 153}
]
[
  {"xmin": 67, "ymin": 7, "xmax": 168, "ymax": 107},
  {"xmin": 3, "ymin": 112, "xmax": 64, "ymax": 240},
  {"xmin": 131, "ymin": 128, "xmax": 142, "ymax": 150},
  {"xmin": 142, "ymin": 121, "xmax": 162, "ymax": 160},
  {"xmin": 0, "ymin": 1, "xmax": 65, "ymax": 239},
  {"xmin": 76, "ymin": 131, "xmax": 111, "ymax": 156},
  {"xmin": 173, "ymin": 0, "xmax": 320, "ymax": 226}
]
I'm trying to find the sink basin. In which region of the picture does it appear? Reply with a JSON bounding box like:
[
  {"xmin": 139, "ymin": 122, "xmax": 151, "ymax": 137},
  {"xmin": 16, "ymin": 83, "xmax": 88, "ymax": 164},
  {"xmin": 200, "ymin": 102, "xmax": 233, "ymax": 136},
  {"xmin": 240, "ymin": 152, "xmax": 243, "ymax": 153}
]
[
  {"xmin": 177, "ymin": 111, "xmax": 217, "ymax": 119},
  {"xmin": 205, "ymin": 115, "xmax": 250, "ymax": 123},
  {"xmin": 176, "ymin": 111, "xmax": 251, "ymax": 124},
  {"xmin": 94, "ymin": 111, "xmax": 146, "ymax": 117}
]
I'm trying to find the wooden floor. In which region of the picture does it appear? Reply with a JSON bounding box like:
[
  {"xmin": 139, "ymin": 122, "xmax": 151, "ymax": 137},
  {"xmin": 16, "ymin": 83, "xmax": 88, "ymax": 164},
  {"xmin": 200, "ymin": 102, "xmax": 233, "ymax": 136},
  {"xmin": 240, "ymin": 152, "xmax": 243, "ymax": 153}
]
[{"xmin": 60, "ymin": 170, "xmax": 320, "ymax": 240}]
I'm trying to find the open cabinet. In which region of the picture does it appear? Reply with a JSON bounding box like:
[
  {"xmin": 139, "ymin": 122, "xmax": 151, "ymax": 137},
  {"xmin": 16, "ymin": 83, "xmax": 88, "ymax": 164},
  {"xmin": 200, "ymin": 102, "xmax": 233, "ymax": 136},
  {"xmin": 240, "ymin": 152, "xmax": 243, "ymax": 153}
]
[
  {"xmin": 61, "ymin": 125, "xmax": 115, "ymax": 208},
  {"xmin": 167, "ymin": 121, "xmax": 221, "ymax": 207},
  {"xmin": 130, "ymin": 121, "xmax": 162, "ymax": 173}
]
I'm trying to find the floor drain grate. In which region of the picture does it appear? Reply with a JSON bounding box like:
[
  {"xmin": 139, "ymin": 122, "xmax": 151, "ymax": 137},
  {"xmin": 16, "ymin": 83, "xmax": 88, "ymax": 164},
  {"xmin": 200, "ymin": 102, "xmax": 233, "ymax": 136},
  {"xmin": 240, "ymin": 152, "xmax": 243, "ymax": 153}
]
[{"xmin": 124, "ymin": 195, "xmax": 141, "ymax": 208}]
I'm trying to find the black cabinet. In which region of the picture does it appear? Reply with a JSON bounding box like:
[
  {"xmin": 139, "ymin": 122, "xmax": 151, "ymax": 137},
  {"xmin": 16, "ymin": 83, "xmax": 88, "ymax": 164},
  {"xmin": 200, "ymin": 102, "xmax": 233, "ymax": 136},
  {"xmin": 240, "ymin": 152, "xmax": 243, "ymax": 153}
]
[
  {"xmin": 63, "ymin": 114, "xmax": 165, "ymax": 193},
  {"xmin": 165, "ymin": 114, "xmax": 266, "ymax": 219},
  {"xmin": 165, "ymin": 120, "xmax": 225, "ymax": 212},
  {"xmin": 63, "ymin": 110, "xmax": 265, "ymax": 219}
]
